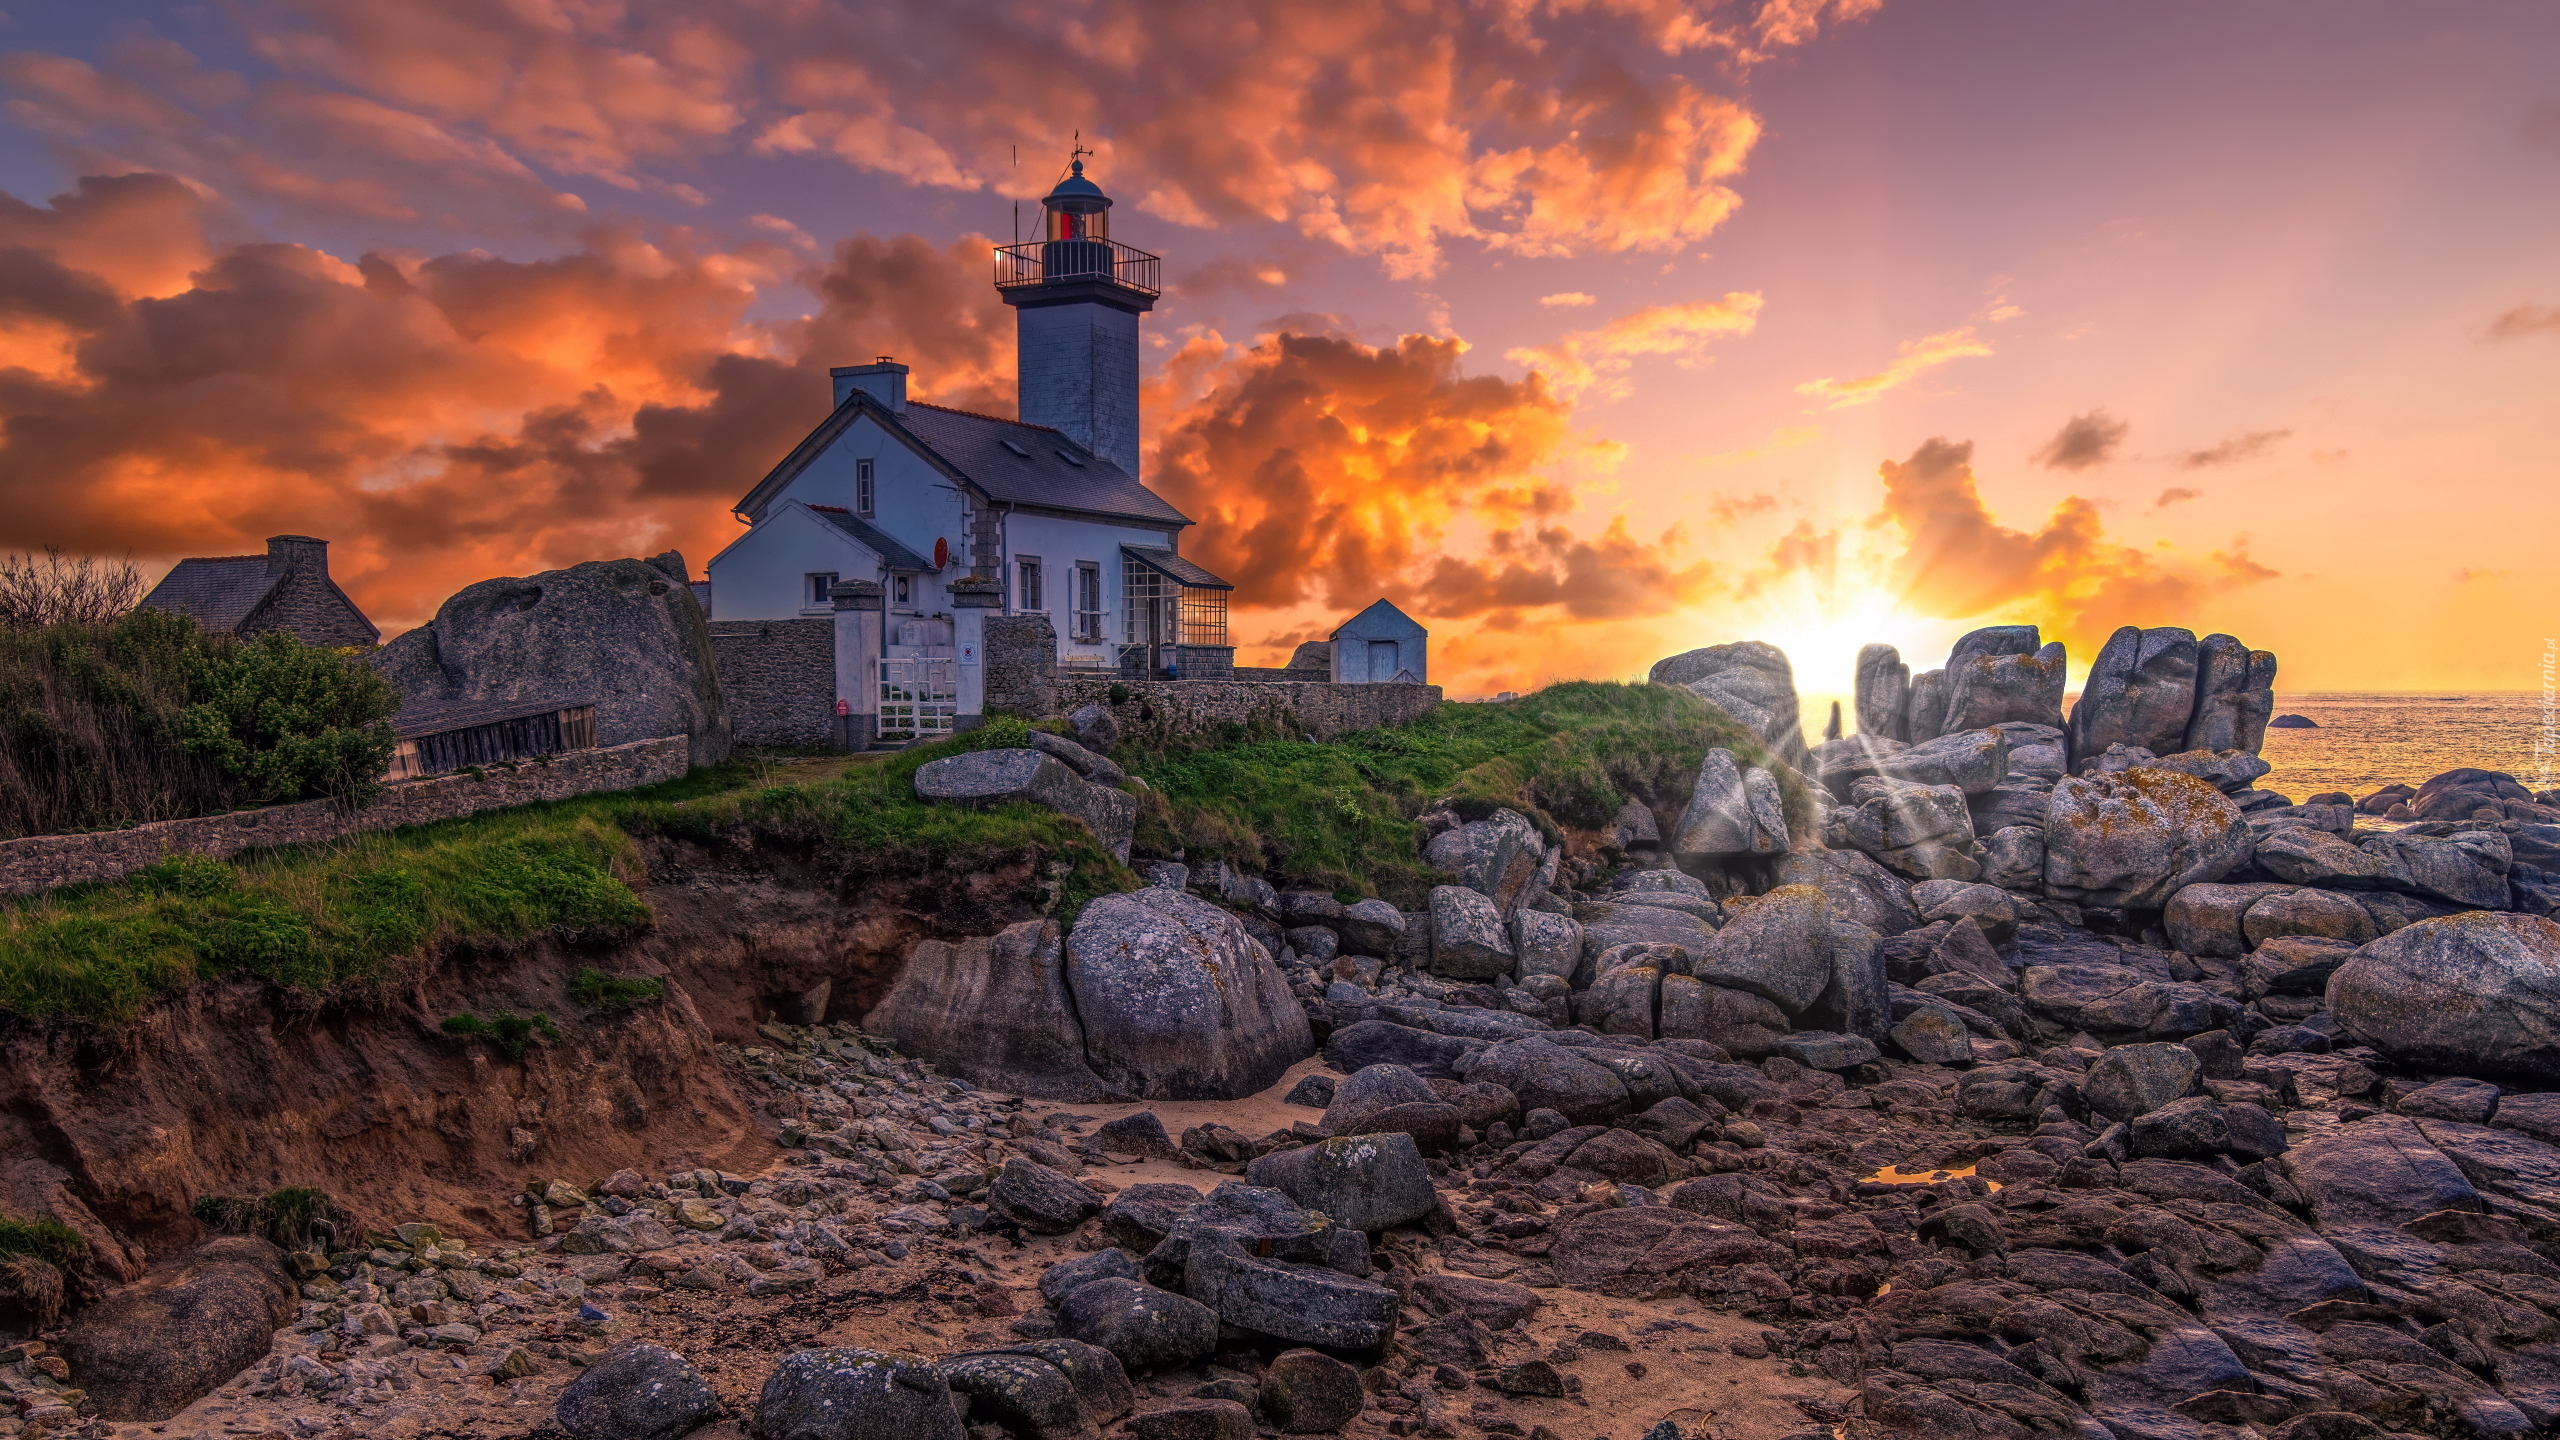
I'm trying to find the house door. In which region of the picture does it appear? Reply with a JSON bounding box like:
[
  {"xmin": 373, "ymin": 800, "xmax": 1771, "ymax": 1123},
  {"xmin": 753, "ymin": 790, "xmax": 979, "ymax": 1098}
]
[{"xmin": 1369, "ymin": 639, "xmax": 1399, "ymax": 681}]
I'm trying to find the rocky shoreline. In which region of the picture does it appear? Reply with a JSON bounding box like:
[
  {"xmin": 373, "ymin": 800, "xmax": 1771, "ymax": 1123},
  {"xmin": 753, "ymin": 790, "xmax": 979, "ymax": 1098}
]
[{"xmin": 16, "ymin": 623, "xmax": 2560, "ymax": 1440}]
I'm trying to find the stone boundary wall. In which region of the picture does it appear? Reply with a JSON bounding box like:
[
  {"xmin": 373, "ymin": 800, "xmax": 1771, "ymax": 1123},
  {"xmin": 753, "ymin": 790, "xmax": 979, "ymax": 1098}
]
[
  {"xmin": 1047, "ymin": 677, "xmax": 1441, "ymax": 741},
  {"xmin": 710, "ymin": 619, "xmax": 835, "ymax": 747},
  {"xmin": 985, "ymin": 614, "xmax": 1059, "ymax": 716},
  {"xmin": 0, "ymin": 736, "xmax": 690, "ymax": 898}
]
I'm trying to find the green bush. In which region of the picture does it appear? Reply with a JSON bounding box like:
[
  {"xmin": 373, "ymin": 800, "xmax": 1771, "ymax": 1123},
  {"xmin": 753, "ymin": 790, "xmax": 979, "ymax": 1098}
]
[
  {"xmin": 571, "ymin": 968, "xmax": 664, "ymax": 1008},
  {"xmin": 0, "ymin": 608, "xmax": 231, "ymax": 839},
  {"xmin": 441, "ymin": 1010, "xmax": 559, "ymax": 1059},
  {"xmin": 192, "ymin": 1186, "xmax": 336, "ymax": 1250},
  {"xmin": 182, "ymin": 630, "xmax": 398, "ymax": 809}
]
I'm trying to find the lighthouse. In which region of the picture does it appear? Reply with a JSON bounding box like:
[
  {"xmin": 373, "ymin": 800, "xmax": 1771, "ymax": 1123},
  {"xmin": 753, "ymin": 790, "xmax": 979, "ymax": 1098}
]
[{"xmin": 995, "ymin": 153, "xmax": 1161, "ymax": 481}]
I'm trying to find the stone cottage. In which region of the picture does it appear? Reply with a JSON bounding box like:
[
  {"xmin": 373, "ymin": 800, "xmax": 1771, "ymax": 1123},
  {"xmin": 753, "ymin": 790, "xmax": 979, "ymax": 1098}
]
[
  {"xmin": 701, "ymin": 155, "xmax": 1237, "ymax": 738},
  {"xmin": 1331, "ymin": 599, "xmax": 1427, "ymax": 684},
  {"xmin": 137, "ymin": 535, "xmax": 378, "ymax": 648}
]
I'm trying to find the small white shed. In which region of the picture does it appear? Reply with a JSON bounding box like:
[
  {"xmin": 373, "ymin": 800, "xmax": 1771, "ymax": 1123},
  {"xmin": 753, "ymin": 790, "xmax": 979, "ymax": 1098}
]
[{"xmin": 1330, "ymin": 599, "xmax": 1427, "ymax": 684}]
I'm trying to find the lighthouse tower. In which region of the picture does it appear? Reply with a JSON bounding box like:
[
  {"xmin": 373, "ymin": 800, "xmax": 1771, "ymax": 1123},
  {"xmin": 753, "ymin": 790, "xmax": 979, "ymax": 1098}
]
[{"xmin": 995, "ymin": 153, "xmax": 1161, "ymax": 480}]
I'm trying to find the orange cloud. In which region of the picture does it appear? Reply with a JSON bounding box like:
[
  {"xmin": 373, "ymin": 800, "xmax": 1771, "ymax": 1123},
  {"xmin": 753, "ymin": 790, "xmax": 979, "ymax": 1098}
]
[
  {"xmin": 2178, "ymin": 428, "xmax": 2290, "ymax": 468},
  {"xmin": 2489, "ymin": 304, "xmax": 2560, "ymax": 340},
  {"xmin": 2, "ymin": 0, "xmax": 1875, "ymax": 277},
  {"xmin": 1793, "ymin": 326, "xmax": 1991, "ymax": 409},
  {"xmin": 1505, "ymin": 293, "xmax": 1763, "ymax": 399},
  {"xmin": 1145, "ymin": 329, "xmax": 1716, "ymax": 634},
  {"xmin": 1868, "ymin": 437, "xmax": 2279, "ymax": 653}
]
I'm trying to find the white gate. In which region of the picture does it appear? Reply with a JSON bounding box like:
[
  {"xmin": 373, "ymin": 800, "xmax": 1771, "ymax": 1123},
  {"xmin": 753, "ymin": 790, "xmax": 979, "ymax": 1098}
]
[{"xmin": 876, "ymin": 657, "xmax": 958, "ymax": 741}]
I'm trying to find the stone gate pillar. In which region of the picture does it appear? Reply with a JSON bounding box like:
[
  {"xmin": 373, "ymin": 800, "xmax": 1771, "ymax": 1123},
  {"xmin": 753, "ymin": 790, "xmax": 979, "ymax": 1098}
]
[
  {"xmin": 948, "ymin": 575, "xmax": 1002, "ymax": 731},
  {"xmin": 831, "ymin": 578, "xmax": 884, "ymax": 749}
]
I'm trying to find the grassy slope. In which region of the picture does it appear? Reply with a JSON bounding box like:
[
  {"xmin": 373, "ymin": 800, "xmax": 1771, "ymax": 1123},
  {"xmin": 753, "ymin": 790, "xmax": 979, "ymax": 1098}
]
[
  {"xmin": 0, "ymin": 686, "xmax": 1781, "ymax": 1023},
  {"xmin": 1127, "ymin": 680, "xmax": 1807, "ymax": 904}
]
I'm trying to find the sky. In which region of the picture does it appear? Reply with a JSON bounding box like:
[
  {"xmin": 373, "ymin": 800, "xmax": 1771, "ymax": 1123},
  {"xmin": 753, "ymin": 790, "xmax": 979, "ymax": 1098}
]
[{"xmin": 1, "ymin": 0, "xmax": 2554, "ymax": 702}]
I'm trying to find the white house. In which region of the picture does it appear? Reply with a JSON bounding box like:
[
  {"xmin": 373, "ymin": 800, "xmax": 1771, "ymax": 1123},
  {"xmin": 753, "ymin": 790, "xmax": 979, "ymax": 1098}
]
[
  {"xmin": 703, "ymin": 155, "xmax": 1236, "ymax": 725},
  {"xmin": 1331, "ymin": 599, "xmax": 1427, "ymax": 684}
]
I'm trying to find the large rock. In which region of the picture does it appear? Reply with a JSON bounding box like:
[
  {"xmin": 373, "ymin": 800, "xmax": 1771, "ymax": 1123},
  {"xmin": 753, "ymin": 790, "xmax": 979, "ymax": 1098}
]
[
  {"xmin": 375, "ymin": 552, "xmax": 732, "ymax": 767},
  {"xmin": 1424, "ymin": 809, "xmax": 1546, "ymax": 914},
  {"xmin": 1246, "ymin": 1133, "xmax": 1437, "ymax": 1232},
  {"xmin": 752, "ymin": 1348, "xmax": 963, "ymax": 1440},
  {"xmin": 936, "ymin": 1351, "xmax": 1103, "ymax": 1440},
  {"xmin": 1651, "ymin": 641, "xmax": 1810, "ymax": 766},
  {"xmin": 2408, "ymin": 767, "xmax": 2538, "ymax": 822},
  {"xmin": 1978, "ymin": 826, "xmax": 2045, "ymax": 892},
  {"xmin": 2240, "ymin": 888, "xmax": 2378, "ymax": 947},
  {"xmin": 2082, "ymin": 1043, "xmax": 2202, "ymax": 1121},
  {"xmin": 1180, "ymin": 1232, "xmax": 1401, "ymax": 1349},
  {"xmin": 1429, "ymin": 885, "xmax": 1515, "ymax": 979},
  {"xmin": 1939, "ymin": 634, "xmax": 2067, "ymax": 734},
  {"xmin": 987, "ymin": 1158, "xmax": 1105, "ymax": 1235},
  {"xmin": 1336, "ymin": 899, "xmax": 1406, "ymax": 956},
  {"xmin": 2163, "ymin": 883, "xmax": 2297, "ymax": 957},
  {"xmin": 1690, "ymin": 885, "xmax": 1834, "ymax": 1013},
  {"xmin": 1658, "ymin": 976, "xmax": 1788, "ymax": 1056},
  {"xmin": 1260, "ymin": 1349, "xmax": 1365, "ymax": 1434},
  {"xmin": 1670, "ymin": 748, "xmax": 1753, "ymax": 857},
  {"xmin": 2363, "ymin": 829, "xmax": 2512, "ymax": 909},
  {"xmin": 864, "ymin": 920, "xmax": 1123, "ymax": 1101},
  {"xmin": 2043, "ymin": 769, "xmax": 2250, "ymax": 908},
  {"xmin": 2329, "ymin": 913, "xmax": 2560, "ymax": 1082},
  {"xmin": 1887, "ymin": 727, "xmax": 2012, "ymax": 794},
  {"xmin": 557, "ymin": 1342, "xmax": 724, "ymax": 1440},
  {"xmin": 59, "ymin": 1236, "xmax": 299, "ymax": 1421},
  {"xmin": 1465, "ymin": 1037, "xmax": 1632, "ymax": 1124},
  {"xmin": 2066, "ymin": 626, "xmax": 2201, "ymax": 767},
  {"xmin": 1065, "ymin": 889, "xmax": 1312, "ymax": 1100},
  {"xmin": 1856, "ymin": 643, "xmax": 1911, "ymax": 741},
  {"xmin": 1510, "ymin": 909, "xmax": 1583, "ymax": 980},
  {"xmin": 1320, "ymin": 1064, "xmax": 1439, "ymax": 1135},
  {"xmin": 2254, "ymin": 828, "xmax": 2390, "ymax": 888},
  {"xmin": 1838, "ymin": 776, "xmax": 1974, "ymax": 854},
  {"xmin": 915, "ymin": 749, "xmax": 1135, "ymax": 864},
  {"xmin": 1772, "ymin": 848, "xmax": 1920, "ymax": 935},
  {"xmin": 2182, "ymin": 634, "xmax": 2278, "ymax": 754},
  {"xmin": 1055, "ymin": 1279, "xmax": 1218, "ymax": 1372}
]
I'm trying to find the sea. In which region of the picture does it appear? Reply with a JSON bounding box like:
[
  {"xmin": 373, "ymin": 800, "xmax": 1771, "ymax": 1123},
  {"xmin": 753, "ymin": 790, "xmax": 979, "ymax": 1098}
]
[{"xmin": 2254, "ymin": 692, "xmax": 2556, "ymax": 801}]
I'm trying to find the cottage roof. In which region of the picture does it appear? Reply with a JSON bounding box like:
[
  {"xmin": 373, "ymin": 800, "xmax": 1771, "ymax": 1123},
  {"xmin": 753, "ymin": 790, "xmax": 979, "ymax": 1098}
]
[
  {"xmin": 138, "ymin": 556, "xmax": 280, "ymax": 633},
  {"xmin": 1123, "ymin": 545, "xmax": 1233, "ymax": 591},
  {"xmin": 733, "ymin": 390, "xmax": 1190, "ymax": 529},
  {"xmin": 1332, "ymin": 597, "xmax": 1426, "ymax": 640},
  {"xmin": 806, "ymin": 504, "xmax": 938, "ymax": 571}
]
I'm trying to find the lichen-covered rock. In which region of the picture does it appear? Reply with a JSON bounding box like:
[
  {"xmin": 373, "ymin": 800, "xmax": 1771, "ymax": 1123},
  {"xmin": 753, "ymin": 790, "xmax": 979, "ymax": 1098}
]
[
  {"xmin": 1424, "ymin": 809, "xmax": 1547, "ymax": 914},
  {"xmin": 1065, "ymin": 889, "xmax": 1312, "ymax": 1100},
  {"xmin": 1885, "ymin": 727, "xmax": 2013, "ymax": 795},
  {"xmin": 1510, "ymin": 908, "xmax": 1583, "ymax": 981},
  {"xmin": 1856, "ymin": 643, "xmax": 1911, "ymax": 741},
  {"xmin": 2363, "ymin": 829, "xmax": 2513, "ymax": 909},
  {"xmin": 2042, "ymin": 768, "xmax": 2249, "ymax": 908},
  {"xmin": 2181, "ymin": 633, "xmax": 2278, "ymax": 754},
  {"xmin": 1428, "ymin": 885, "xmax": 1515, "ymax": 979},
  {"xmin": 2164, "ymin": 882, "xmax": 2299, "ymax": 957},
  {"xmin": 1939, "ymin": 634, "xmax": 2067, "ymax": 734},
  {"xmin": 915, "ymin": 749, "xmax": 1135, "ymax": 863},
  {"xmin": 1650, "ymin": 640, "xmax": 1810, "ymax": 767},
  {"xmin": 1773, "ymin": 847, "xmax": 1920, "ymax": 935},
  {"xmin": 557, "ymin": 1342, "xmax": 724, "ymax": 1440},
  {"xmin": 864, "ymin": 920, "xmax": 1124, "ymax": 1101},
  {"xmin": 375, "ymin": 552, "xmax": 732, "ymax": 766},
  {"xmin": 752, "ymin": 1348, "xmax": 963, "ymax": 1440},
  {"xmin": 1690, "ymin": 884, "xmax": 1834, "ymax": 1014},
  {"xmin": 1245, "ymin": 1132, "xmax": 1437, "ymax": 1232},
  {"xmin": 2329, "ymin": 913, "xmax": 2560, "ymax": 1082},
  {"xmin": 2066, "ymin": 626, "xmax": 2202, "ymax": 765}
]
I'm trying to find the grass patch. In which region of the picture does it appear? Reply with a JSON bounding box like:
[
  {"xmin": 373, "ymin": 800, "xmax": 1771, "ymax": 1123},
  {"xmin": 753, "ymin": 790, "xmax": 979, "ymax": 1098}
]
[
  {"xmin": 0, "ymin": 1213, "xmax": 86, "ymax": 1266},
  {"xmin": 1123, "ymin": 681, "xmax": 1806, "ymax": 904},
  {"xmin": 571, "ymin": 967, "xmax": 665, "ymax": 1009},
  {"xmin": 441, "ymin": 1010, "xmax": 560, "ymax": 1059},
  {"xmin": 193, "ymin": 1186, "xmax": 337, "ymax": 1250}
]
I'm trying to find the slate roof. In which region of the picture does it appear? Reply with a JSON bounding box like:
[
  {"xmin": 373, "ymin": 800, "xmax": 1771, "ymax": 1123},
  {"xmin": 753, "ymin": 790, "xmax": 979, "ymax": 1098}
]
[
  {"xmin": 1124, "ymin": 546, "xmax": 1233, "ymax": 591},
  {"xmin": 138, "ymin": 556, "xmax": 280, "ymax": 633},
  {"xmin": 901, "ymin": 403, "xmax": 1190, "ymax": 527},
  {"xmin": 806, "ymin": 505, "xmax": 939, "ymax": 570},
  {"xmin": 732, "ymin": 391, "xmax": 1190, "ymax": 529}
]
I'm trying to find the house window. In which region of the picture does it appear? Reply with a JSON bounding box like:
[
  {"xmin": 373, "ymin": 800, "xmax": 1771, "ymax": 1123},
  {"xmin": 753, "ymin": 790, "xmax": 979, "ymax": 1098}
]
[
  {"xmin": 1017, "ymin": 555, "xmax": 1043, "ymax": 612},
  {"xmin": 1180, "ymin": 586, "xmax": 1229, "ymax": 647},
  {"xmin": 893, "ymin": 574, "xmax": 912, "ymax": 606},
  {"xmin": 807, "ymin": 572, "xmax": 838, "ymax": 608},
  {"xmin": 854, "ymin": 458, "xmax": 875, "ymax": 516},
  {"xmin": 1073, "ymin": 562, "xmax": 1103, "ymax": 641}
]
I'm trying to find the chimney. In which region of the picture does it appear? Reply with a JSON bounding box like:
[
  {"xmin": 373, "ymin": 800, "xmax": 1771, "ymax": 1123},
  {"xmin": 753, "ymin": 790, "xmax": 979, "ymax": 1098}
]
[
  {"xmin": 832, "ymin": 357, "xmax": 909, "ymax": 414},
  {"xmin": 266, "ymin": 535, "xmax": 329, "ymax": 577}
]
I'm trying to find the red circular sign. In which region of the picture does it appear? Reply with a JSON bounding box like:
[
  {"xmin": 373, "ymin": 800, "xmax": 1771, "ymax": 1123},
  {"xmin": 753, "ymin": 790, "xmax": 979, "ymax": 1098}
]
[{"xmin": 933, "ymin": 537, "xmax": 950, "ymax": 569}]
